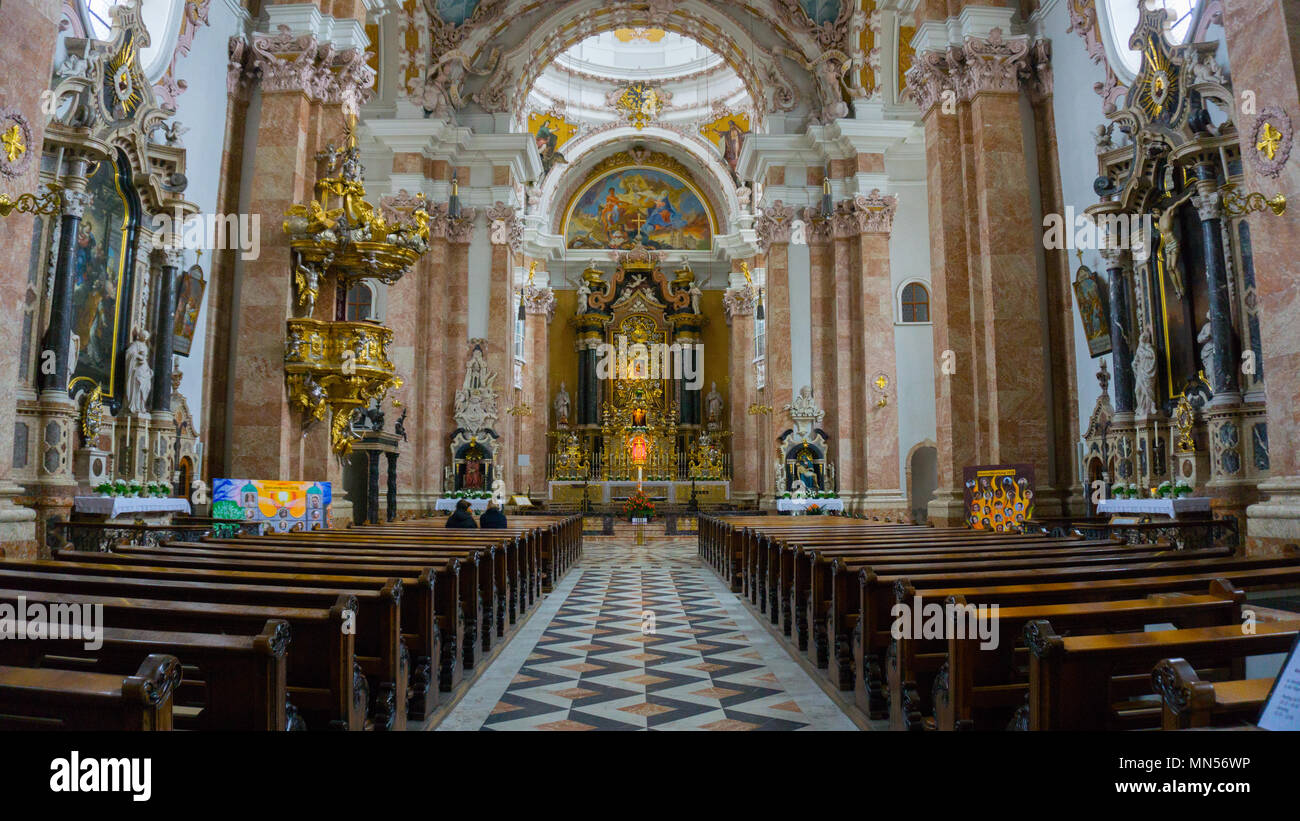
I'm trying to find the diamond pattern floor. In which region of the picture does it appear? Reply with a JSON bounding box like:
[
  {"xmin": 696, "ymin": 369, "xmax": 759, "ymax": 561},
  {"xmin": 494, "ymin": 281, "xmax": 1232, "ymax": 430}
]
[{"xmin": 437, "ymin": 536, "xmax": 856, "ymax": 731}]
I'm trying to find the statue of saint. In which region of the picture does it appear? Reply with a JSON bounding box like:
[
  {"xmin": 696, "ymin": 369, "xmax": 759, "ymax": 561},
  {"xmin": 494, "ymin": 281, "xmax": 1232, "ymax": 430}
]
[
  {"xmin": 553, "ymin": 381, "xmax": 571, "ymax": 427},
  {"xmin": 576, "ymin": 280, "xmax": 591, "ymax": 314},
  {"xmin": 705, "ymin": 381, "xmax": 724, "ymax": 425},
  {"xmin": 1198, "ymin": 317, "xmax": 1217, "ymax": 391},
  {"xmin": 124, "ymin": 329, "xmax": 153, "ymax": 415},
  {"xmin": 1132, "ymin": 327, "xmax": 1158, "ymax": 416}
]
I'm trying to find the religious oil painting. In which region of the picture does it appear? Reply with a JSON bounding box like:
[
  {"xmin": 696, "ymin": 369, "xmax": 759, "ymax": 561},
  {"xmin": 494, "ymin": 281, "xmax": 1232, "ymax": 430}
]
[
  {"xmin": 1072, "ymin": 263, "xmax": 1112, "ymax": 357},
  {"xmin": 527, "ymin": 112, "xmax": 576, "ymax": 179},
  {"xmin": 565, "ymin": 167, "xmax": 713, "ymax": 251},
  {"xmin": 68, "ymin": 156, "xmax": 133, "ymax": 401},
  {"xmin": 172, "ymin": 264, "xmax": 206, "ymax": 357}
]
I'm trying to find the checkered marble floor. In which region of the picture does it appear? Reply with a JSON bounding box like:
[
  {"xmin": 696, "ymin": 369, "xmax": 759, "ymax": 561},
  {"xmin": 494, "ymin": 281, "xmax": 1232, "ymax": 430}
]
[{"xmin": 437, "ymin": 536, "xmax": 856, "ymax": 731}]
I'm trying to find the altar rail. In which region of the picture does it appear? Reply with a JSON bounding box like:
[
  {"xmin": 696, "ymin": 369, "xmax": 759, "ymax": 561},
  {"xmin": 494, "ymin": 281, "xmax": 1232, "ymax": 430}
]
[
  {"xmin": 54, "ymin": 517, "xmax": 266, "ymax": 553},
  {"xmin": 1025, "ymin": 516, "xmax": 1240, "ymax": 551}
]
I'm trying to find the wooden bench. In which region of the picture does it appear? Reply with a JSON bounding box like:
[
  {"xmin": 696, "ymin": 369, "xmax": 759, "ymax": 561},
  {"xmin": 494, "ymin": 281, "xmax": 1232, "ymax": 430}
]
[
  {"xmin": 1151, "ymin": 657, "xmax": 1274, "ymax": 729},
  {"xmin": 1026, "ymin": 617, "xmax": 1300, "ymax": 730},
  {"xmin": 0, "ymin": 617, "xmax": 292, "ymax": 730},
  {"xmin": 0, "ymin": 653, "xmax": 181, "ymax": 730},
  {"xmin": 0, "ymin": 587, "xmax": 363, "ymax": 730}
]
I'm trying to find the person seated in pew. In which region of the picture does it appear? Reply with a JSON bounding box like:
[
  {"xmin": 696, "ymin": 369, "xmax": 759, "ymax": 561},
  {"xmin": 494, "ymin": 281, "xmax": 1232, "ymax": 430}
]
[
  {"xmin": 445, "ymin": 500, "xmax": 478, "ymax": 529},
  {"xmin": 480, "ymin": 500, "xmax": 507, "ymax": 529}
]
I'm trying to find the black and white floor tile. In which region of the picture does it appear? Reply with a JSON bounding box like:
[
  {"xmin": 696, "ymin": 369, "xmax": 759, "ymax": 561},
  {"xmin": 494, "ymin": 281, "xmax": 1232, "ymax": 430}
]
[{"xmin": 437, "ymin": 536, "xmax": 856, "ymax": 731}]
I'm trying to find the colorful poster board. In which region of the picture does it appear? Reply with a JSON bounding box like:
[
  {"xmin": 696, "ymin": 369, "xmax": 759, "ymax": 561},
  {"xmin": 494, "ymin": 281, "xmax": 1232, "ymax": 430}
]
[
  {"xmin": 212, "ymin": 479, "xmax": 331, "ymax": 533},
  {"xmin": 962, "ymin": 464, "xmax": 1035, "ymax": 531}
]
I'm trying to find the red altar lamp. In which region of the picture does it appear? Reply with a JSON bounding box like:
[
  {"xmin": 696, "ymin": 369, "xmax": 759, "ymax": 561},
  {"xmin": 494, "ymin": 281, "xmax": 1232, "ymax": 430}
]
[{"xmin": 628, "ymin": 431, "xmax": 651, "ymax": 491}]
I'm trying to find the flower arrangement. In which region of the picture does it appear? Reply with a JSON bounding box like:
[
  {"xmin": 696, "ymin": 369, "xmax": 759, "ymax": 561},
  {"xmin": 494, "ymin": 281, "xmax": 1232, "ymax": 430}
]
[
  {"xmin": 806, "ymin": 503, "xmax": 824, "ymax": 516},
  {"xmin": 1111, "ymin": 481, "xmax": 1136, "ymax": 499},
  {"xmin": 623, "ymin": 489, "xmax": 655, "ymax": 520},
  {"xmin": 448, "ymin": 490, "xmax": 491, "ymax": 499},
  {"xmin": 1173, "ymin": 481, "xmax": 1193, "ymax": 498},
  {"xmin": 1156, "ymin": 481, "xmax": 1173, "ymax": 498}
]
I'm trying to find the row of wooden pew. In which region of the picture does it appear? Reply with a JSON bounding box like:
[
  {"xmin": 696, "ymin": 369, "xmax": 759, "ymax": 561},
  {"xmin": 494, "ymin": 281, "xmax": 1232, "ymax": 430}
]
[
  {"xmin": 0, "ymin": 514, "xmax": 581, "ymax": 730},
  {"xmin": 699, "ymin": 515, "xmax": 1300, "ymax": 730}
]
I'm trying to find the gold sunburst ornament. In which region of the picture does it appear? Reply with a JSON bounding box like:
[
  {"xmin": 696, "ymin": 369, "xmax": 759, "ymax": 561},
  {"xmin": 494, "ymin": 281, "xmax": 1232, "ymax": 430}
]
[
  {"xmin": 105, "ymin": 35, "xmax": 145, "ymax": 119},
  {"xmin": 1138, "ymin": 37, "xmax": 1175, "ymax": 119},
  {"xmin": 616, "ymin": 82, "xmax": 661, "ymax": 130}
]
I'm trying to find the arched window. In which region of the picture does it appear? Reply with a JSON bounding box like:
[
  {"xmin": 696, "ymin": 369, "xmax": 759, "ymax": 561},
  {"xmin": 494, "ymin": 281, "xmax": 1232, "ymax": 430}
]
[
  {"xmin": 1100, "ymin": 0, "xmax": 1199, "ymax": 81},
  {"xmin": 345, "ymin": 283, "xmax": 373, "ymax": 321},
  {"xmin": 900, "ymin": 282, "xmax": 930, "ymax": 324}
]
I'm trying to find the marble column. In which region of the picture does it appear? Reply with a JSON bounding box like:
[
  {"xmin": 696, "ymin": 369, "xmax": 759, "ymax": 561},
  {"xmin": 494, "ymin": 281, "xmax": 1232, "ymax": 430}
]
[
  {"xmin": 756, "ymin": 202, "xmax": 794, "ymax": 417},
  {"xmin": 521, "ymin": 282, "xmax": 554, "ymax": 493},
  {"xmin": 854, "ymin": 192, "xmax": 906, "ymax": 514},
  {"xmin": 37, "ymin": 172, "xmax": 90, "ymax": 396},
  {"xmin": 1223, "ymin": 0, "xmax": 1300, "ymax": 554},
  {"xmin": 724, "ymin": 281, "xmax": 758, "ymax": 502},
  {"xmin": 1190, "ymin": 175, "xmax": 1239, "ymax": 399},
  {"xmin": 0, "ymin": 0, "xmax": 65, "ymax": 556},
  {"xmin": 150, "ymin": 248, "xmax": 182, "ymax": 412},
  {"xmin": 486, "ymin": 202, "xmax": 519, "ymax": 489},
  {"xmin": 1102, "ymin": 248, "xmax": 1136, "ymax": 415}
]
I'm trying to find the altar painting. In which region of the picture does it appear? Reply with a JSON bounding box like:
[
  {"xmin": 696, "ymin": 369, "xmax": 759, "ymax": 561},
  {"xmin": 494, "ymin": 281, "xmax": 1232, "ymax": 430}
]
[{"xmin": 68, "ymin": 155, "xmax": 134, "ymax": 401}]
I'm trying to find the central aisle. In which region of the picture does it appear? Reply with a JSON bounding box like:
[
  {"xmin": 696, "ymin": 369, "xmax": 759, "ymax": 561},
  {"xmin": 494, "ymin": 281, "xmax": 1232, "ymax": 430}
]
[{"xmin": 438, "ymin": 536, "xmax": 857, "ymax": 731}]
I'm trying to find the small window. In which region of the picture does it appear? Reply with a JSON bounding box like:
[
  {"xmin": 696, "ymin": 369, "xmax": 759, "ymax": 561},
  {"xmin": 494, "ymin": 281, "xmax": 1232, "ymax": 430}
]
[
  {"xmin": 345, "ymin": 283, "xmax": 373, "ymax": 321},
  {"xmin": 900, "ymin": 282, "xmax": 930, "ymax": 323}
]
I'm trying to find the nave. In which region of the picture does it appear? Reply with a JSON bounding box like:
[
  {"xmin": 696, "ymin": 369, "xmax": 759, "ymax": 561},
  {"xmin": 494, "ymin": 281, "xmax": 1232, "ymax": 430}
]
[{"xmin": 439, "ymin": 537, "xmax": 856, "ymax": 731}]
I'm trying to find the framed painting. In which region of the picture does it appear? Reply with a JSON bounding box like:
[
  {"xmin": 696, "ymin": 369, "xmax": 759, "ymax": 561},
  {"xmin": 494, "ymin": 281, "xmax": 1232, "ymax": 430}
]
[
  {"xmin": 67, "ymin": 152, "xmax": 138, "ymax": 406},
  {"xmin": 172, "ymin": 264, "xmax": 205, "ymax": 356},
  {"xmin": 1072, "ymin": 262, "xmax": 1112, "ymax": 357},
  {"xmin": 564, "ymin": 166, "xmax": 714, "ymax": 251}
]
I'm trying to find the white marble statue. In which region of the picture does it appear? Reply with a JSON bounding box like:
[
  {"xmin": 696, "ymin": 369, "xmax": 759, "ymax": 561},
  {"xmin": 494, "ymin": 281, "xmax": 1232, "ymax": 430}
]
[
  {"xmin": 1132, "ymin": 327, "xmax": 1158, "ymax": 416},
  {"xmin": 576, "ymin": 280, "xmax": 591, "ymax": 314},
  {"xmin": 687, "ymin": 281, "xmax": 702, "ymax": 315},
  {"xmin": 784, "ymin": 385, "xmax": 825, "ymax": 442},
  {"xmin": 453, "ymin": 346, "xmax": 500, "ymax": 436},
  {"xmin": 123, "ymin": 329, "xmax": 152, "ymax": 415},
  {"xmin": 775, "ymin": 458, "xmax": 786, "ymax": 495},
  {"xmin": 553, "ymin": 381, "xmax": 571, "ymax": 427},
  {"xmin": 491, "ymin": 478, "xmax": 507, "ymax": 507},
  {"xmin": 705, "ymin": 381, "xmax": 724, "ymax": 425},
  {"xmin": 1198, "ymin": 318, "xmax": 1217, "ymax": 391}
]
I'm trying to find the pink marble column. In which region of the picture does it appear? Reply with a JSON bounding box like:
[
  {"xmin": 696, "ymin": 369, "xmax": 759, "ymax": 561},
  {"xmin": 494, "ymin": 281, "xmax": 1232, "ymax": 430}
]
[
  {"xmin": 856, "ymin": 198, "xmax": 905, "ymax": 510},
  {"xmin": 1224, "ymin": 0, "xmax": 1300, "ymax": 553},
  {"xmin": 485, "ymin": 202, "xmax": 518, "ymax": 489},
  {"xmin": 519, "ymin": 283, "xmax": 553, "ymax": 495},
  {"xmin": 829, "ymin": 226, "xmax": 861, "ymax": 502},
  {"xmin": 0, "ymin": 0, "xmax": 61, "ymax": 556},
  {"xmin": 724, "ymin": 282, "xmax": 758, "ymax": 502},
  {"xmin": 443, "ymin": 221, "xmax": 473, "ymax": 443}
]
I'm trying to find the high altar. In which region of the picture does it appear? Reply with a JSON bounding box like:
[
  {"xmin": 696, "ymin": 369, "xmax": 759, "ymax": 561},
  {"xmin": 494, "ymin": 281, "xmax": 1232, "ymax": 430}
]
[{"xmin": 547, "ymin": 253, "xmax": 730, "ymax": 505}]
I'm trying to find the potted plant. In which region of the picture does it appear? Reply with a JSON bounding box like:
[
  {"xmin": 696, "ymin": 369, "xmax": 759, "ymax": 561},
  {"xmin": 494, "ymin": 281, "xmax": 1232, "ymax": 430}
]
[
  {"xmin": 93, "ymin": 482, "xmax": 113, "ymax": 497},
  {"xmin": 1174, "ymin": 481, "xmax": 1193, "ymax": 499},
  {"xmin": 806, "ymin": 503, "xmax": 824, "ymax": 516},
  {"xmin": 112, "ymin": 479, "xmax": 128, "ymax": 497},
  {"xmin": 623, "ymin": 488, "xmax": 655, "ymax": 523},
  {"xmin": 1156, "ymin": 481, "xmax": 1173, "ymax": 498},
  {"xmin": 1111, "ymin": 481, "xmax": 1127, "ymax": 499}
]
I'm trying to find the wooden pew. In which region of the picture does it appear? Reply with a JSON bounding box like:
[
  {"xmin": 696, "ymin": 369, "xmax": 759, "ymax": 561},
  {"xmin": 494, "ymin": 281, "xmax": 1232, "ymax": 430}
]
[
  {"xmin": 0, "ymin": 617, "xmax": 292, "ymax": 731},
  {"xmin": 0, "ymin": 587, "xmax": 364, "ymax": 731},
  {"xmin": 0, "ymin": 566, "xmax": 408, "ymax": 731},
  {"xmin": 923, "ymin": 582, "xmax": 1244, "ymax": 731},
  {"xmin": 1151, "ymin": 657, "xmax": 1274, "ymax": 729},
  {"xmin": 1025, "ymin": 617, "xmax": 1300, "ymax": 730},
  {"xmin": 0, "ymin": 653, "xmax": 181, "ymax": 730},
  {"xmin": 854, "ymin": 553, "xmax": 1294, "ymax": 717},
  {"xmin": 49, "ymin": 550, "xmax": 452, "ymax": 715},
  {"xmin": 126, "ymin": 540, "xmax": 490, "ymax": 671}
]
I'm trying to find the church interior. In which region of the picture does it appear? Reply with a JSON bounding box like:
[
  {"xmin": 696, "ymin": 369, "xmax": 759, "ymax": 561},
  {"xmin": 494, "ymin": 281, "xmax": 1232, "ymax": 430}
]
[{"xmin": 2, "ymin": 0, "xmax": 1300, "ymax": 749}]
